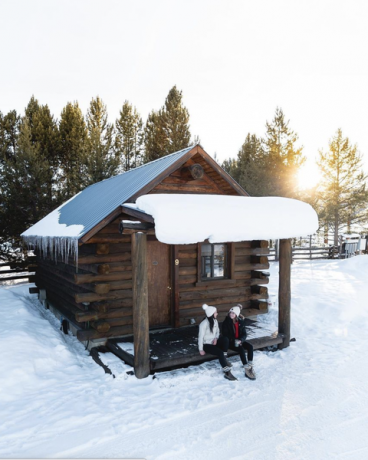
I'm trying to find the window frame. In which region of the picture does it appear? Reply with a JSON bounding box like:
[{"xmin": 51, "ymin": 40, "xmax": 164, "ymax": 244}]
[{"xmin": 196, "ymin": 242, "xmax": 235, "ymax": 286}]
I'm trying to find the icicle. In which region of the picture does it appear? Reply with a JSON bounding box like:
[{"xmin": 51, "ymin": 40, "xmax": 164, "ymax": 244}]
[{"xmin": 23, "ymin": 235, "xmax": 79, "ymax": 266}]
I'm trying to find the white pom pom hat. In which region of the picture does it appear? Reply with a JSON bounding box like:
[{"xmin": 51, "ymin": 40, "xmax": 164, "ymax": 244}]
[
  {"xmin": 202, "ymin": 304, "xmax": 217, "ymax": 317},
  {"xmin": 229, "ymin": 304, "xmax": 243, "ymax": 317}
]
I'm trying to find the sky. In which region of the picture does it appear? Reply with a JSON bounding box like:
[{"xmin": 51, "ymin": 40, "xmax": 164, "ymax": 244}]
[{"xmin": 1, "ymin": 0, "xmax": 368, "ymax": 181}]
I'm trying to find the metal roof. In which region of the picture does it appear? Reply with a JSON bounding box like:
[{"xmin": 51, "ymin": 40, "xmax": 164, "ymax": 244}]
[{"xmin": 22, "ymin": 145, "xmax": 195, "ymax": 240}]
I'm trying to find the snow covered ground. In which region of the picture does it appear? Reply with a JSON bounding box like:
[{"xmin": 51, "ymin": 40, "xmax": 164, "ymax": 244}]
[{"xmin": 1, "ymin": 257, "xmax": 368, "ymax": 459}]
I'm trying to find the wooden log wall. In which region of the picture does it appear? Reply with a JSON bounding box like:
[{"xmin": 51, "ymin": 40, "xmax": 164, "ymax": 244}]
[
  {"xmin": 149, "ymin": 154, "xmax": 239, "ymax": 196},
  {"xmin": 176, "ymin": 240, "xmax": 270, "ymax": 327},
  {"xmin": 33, "ymin": 215, "xmax": 269, "ymax": 341},
  {"xmin": 34, "ymin": 215, "xmax": 135, "ymax": 342}
]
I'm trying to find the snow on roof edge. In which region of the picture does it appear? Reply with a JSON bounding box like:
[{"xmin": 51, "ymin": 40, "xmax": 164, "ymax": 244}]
[{"xmin": 133, "ymin": 194, "xmax": 319, "ymax": 245}]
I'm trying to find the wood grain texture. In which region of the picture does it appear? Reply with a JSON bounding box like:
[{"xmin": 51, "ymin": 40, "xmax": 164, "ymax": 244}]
[{"xmin": 132, "ymin": 232, "xmax": 150, "ymax": 379}]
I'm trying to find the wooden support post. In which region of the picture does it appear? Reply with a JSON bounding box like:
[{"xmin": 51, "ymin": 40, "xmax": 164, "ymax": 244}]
[
  {"xmin": 275, "ymin": 239, "xmax": 280, "ymax": 261},
  {"xmin": 172, "ymin": 245, "xmax": 180, "ymax": 328},
  {"xmin": 132, "ymin": 232, "xmax": 150, "ymax": 378},
  {"xmin": 278, "ymin": 238, "xmax": 291, "ymax": 349}
]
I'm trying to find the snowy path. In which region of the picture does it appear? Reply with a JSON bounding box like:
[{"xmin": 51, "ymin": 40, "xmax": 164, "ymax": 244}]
[{"xmin": 1, "ymin": 258, "xmax": 368, "ymax": 459}]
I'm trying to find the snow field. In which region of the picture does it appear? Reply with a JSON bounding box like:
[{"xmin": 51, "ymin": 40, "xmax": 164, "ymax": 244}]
[{"xmin": 0, "ymin": 257, "xmax": 368, "ymax": 459}]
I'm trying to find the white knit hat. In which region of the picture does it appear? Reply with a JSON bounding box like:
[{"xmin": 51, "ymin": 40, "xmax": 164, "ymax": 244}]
[
  {"xmin": 229, "ymin": 304, "xmax": 242, "ymax": 317},
  {"xmin": 202, "ymin": 304, "xmax": 217, "ymax": 317}
]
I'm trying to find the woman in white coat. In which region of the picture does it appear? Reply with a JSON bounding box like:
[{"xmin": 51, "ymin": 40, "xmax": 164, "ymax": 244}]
[{"xmin": 198, "ymin": 304, "xmax": 237, "ymax": 381}]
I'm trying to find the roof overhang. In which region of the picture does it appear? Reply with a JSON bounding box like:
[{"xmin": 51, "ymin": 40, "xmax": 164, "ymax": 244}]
[{"xmin": 126, "ymin": 194, "xmax": 319, "ymax": 245}]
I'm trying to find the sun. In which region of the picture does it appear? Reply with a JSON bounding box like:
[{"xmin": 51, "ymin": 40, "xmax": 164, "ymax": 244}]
[{"xmin": 297, "ymin": 162, "xmax": 321, "ymax": 190}]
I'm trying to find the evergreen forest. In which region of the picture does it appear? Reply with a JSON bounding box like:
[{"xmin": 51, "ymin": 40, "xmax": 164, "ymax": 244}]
[{"xmin": 1, "ymin": 87, "xmax": 367, "ymax": 248}]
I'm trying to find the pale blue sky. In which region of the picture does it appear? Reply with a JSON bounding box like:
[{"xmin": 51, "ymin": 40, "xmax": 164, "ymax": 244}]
[{"xmin": 1, "ymin": 0, "xmax": 368, "ymax": 177}]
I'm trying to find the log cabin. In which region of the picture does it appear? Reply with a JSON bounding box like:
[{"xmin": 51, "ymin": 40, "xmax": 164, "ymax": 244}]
[{"xmin": 22, "ymin": 144, "xmax": 318, "ymax": 378}]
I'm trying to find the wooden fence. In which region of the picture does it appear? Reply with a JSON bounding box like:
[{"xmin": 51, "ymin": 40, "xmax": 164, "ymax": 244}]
[
  {"xmin": 268, "ymin": 245, "xmax": 339, "ymax": 262},
  {"xmin": 0, "ymin": 258, "xmax": 36, "ymax": 283}
]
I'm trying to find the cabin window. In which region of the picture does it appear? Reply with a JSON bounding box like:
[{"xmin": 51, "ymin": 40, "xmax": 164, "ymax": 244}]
[{"xmin": 201, "ymin": 243, "xmax": 228, "ymax": 280}]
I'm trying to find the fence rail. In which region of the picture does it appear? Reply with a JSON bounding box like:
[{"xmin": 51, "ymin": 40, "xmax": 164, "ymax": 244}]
[
  {"xmin": 0, "ymin": 257, "xmax": 36, "ymax": 283},
  {"xmin": 268, "ymin": 245, "xmax": 340, "ymax": 262}
]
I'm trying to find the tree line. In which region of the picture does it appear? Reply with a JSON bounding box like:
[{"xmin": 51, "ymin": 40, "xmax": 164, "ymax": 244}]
[
  {"xmin": 222, "ymin": 108, "xmax": 368, "ymax": 245},
  {"xmin": 0, "ymin": 86, "xmax": 192, "ymax": 240},
  {"xmin": 1, "ymin": 89, "xmax": 367, "ymax": 248}
]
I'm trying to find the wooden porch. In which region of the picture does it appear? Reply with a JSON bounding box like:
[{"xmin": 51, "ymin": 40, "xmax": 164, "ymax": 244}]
[{"xmin": 106, "ymin": 320, "xmax": 284, "ymax": 373}]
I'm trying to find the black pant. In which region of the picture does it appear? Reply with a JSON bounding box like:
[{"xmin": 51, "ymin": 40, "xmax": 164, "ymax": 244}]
[
  {"xmin": 203, "ymin": 336, "xmax": 229, "ymax": 369},
  {"xmin": 223, "ymin": 337, "xmax": 254, "ymax": 365}
]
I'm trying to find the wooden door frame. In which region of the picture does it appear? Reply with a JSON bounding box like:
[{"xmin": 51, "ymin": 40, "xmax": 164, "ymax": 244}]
[
  {"xmin": 172, "ymin": 245, "xmax": 180, "ymax": 328},
  {"xmin": 147, "ymin": 236, "xmax": 173, "ymax": 328}
]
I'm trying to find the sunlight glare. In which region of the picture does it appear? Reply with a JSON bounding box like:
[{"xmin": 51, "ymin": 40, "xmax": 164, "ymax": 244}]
[{"xmin": 298, "ymin": 162, "xmax": 321, "ymax": 190}]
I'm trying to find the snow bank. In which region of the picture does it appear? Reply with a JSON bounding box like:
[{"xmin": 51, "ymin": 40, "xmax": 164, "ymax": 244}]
[
  {"xmin": 2, "ymin": 257, "xmax": 368, "ymax": 459},
  {"xmin": 133, "ymin": 194, "xmax": 319, "ymax": 244}
]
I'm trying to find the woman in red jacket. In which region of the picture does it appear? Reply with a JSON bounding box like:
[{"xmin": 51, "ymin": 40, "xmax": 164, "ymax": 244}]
[{"xmin": 222, "ymin": 304, "xmax": 256, "ymax": 380}]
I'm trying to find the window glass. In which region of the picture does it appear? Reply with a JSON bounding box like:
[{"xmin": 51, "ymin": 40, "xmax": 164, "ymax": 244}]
[
  {"xmin": 201, "ymin": 243, "xmax": 227, "ymax": 280},
  {"xmin": 214, "ymin": 244, "xmax": 226, "ymax": 277},
  {"xmin": 201, "ymin": 243, "xmax": 212, "ymax": 278}
]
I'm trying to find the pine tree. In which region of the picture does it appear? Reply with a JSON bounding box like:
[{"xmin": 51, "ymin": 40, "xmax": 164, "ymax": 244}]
[
  {"xmin": 222, "ymin": 134, "xmax": 267, "ymax": 196},
  {"xmin": 144, "ymin": 86, "xmax": 191, "ymax": 162},
  {"xmin": 0, "ymin": 110, "xmax": 20, "ymax": 163},
  {"xmin": 0, "ymin": 118, "xmax": 50, "ymax": 240},
  {"xmin": 263, "ymin": 108, "xmax": 305, "ymax": 197},
  {"xmin": 161, "ymin": 86, "xmax": 191, "ymax": 154},
  {"xmin": 317, "ymin": 129, "xmax": 368, "ymax": 245},
  {"xmin": 144, "ymin": 109, "xmax": 166, "ymax": 162},
  {"xmin": 223, "ymin": 109, "xmax": 304, "ymax": 198},
  {"xmin": 115, "ymin": 101, "xmax": 144, "ymax": 171},
  {"xmin": 59, "ymin": 102, "xmax": 88, "ymax": 200},
  {"xmin": 24, "ymin": 95, "xmax": 40, "ymax": 133},
  {"xmin": 84, "ymin": 96, "xmax": 119, "ymax": 185},
  {"xmin": 24, "ymin": 97, "xmax": 61, "ymax": 208}
]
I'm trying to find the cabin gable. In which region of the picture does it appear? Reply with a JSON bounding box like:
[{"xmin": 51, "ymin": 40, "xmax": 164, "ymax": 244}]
[
  {"xmin": 128, "ymin": 145, "xmax": 248, "ymax": 202},
  {"xmin": 149, "ymin": 153, "xmax": 232, "ymax": 195}
]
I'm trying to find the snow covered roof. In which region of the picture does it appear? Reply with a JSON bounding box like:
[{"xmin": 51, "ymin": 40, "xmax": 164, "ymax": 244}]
[
  {"xmin": 21, "ymin": 146, "xmax": 195, "ymax": 244},
  {"xmin": 129, "ymin": 194, "xmax": 319, "ymax": 244}
]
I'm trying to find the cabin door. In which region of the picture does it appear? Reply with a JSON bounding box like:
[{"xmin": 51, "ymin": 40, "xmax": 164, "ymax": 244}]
[{"xmin": 147, "ymin": 240, "xmax": 171, "ymax": 327}]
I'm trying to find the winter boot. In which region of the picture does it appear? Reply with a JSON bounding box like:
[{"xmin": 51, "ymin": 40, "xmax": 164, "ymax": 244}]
[
  {"xmin": 224, "ymin": 353, "xmax": 232, "ymax": 367},
  {"xmin": 223, "ymin": 369, "xmax": 237, "ymax": 381},
  {"xmin": 244, "ymin": 362, "xmax": 256, "ymax": 380}
]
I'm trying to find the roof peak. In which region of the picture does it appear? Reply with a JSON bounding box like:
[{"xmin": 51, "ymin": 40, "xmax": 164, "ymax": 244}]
[{"xmin": 87, "ymin": 144, "xmax": 198, "ymax": 191}]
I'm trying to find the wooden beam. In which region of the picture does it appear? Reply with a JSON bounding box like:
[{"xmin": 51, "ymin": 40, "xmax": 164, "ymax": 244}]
[
  {"xmin": 75, "ymin": 288, "xmax": 132, "ymax": 303},
  {"xmin": 75, "ymin": 306, "xmax": 132, "ymax": 323},
  {"xmin": 119, "ymin": 221, "xmax": 155, "ymax": 233},
  {"xmin": 251, "ymin": 240, "xmax": 269, "ymax": 248},
  {"xmin": 278, "ymin": 238, "xmax": 291, "ymax": 349},
  {"xmin": 78, "ymin": 253, "xmax": 131, "ymax": 265},
  {"xmin": 77, "ymin": 324, "xmax": 133, "ymax": 341},
  {"xmin": 79, "ymin": 207, "xmax": 123, "ymax": 244},
  {"xmin": 74, "ymin": 272, "xmax": 131, "ymax": 285},
  {"xmin": 120, "ymin": 228, "xmax": 155, "ymax": 236},
  {"xmin": 120, "ymin": 206, "xmax": 155, "ymax": 223},
  {"xmin": 132, "ymin": 232, "xmax": 150, "ymax": 378}
]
